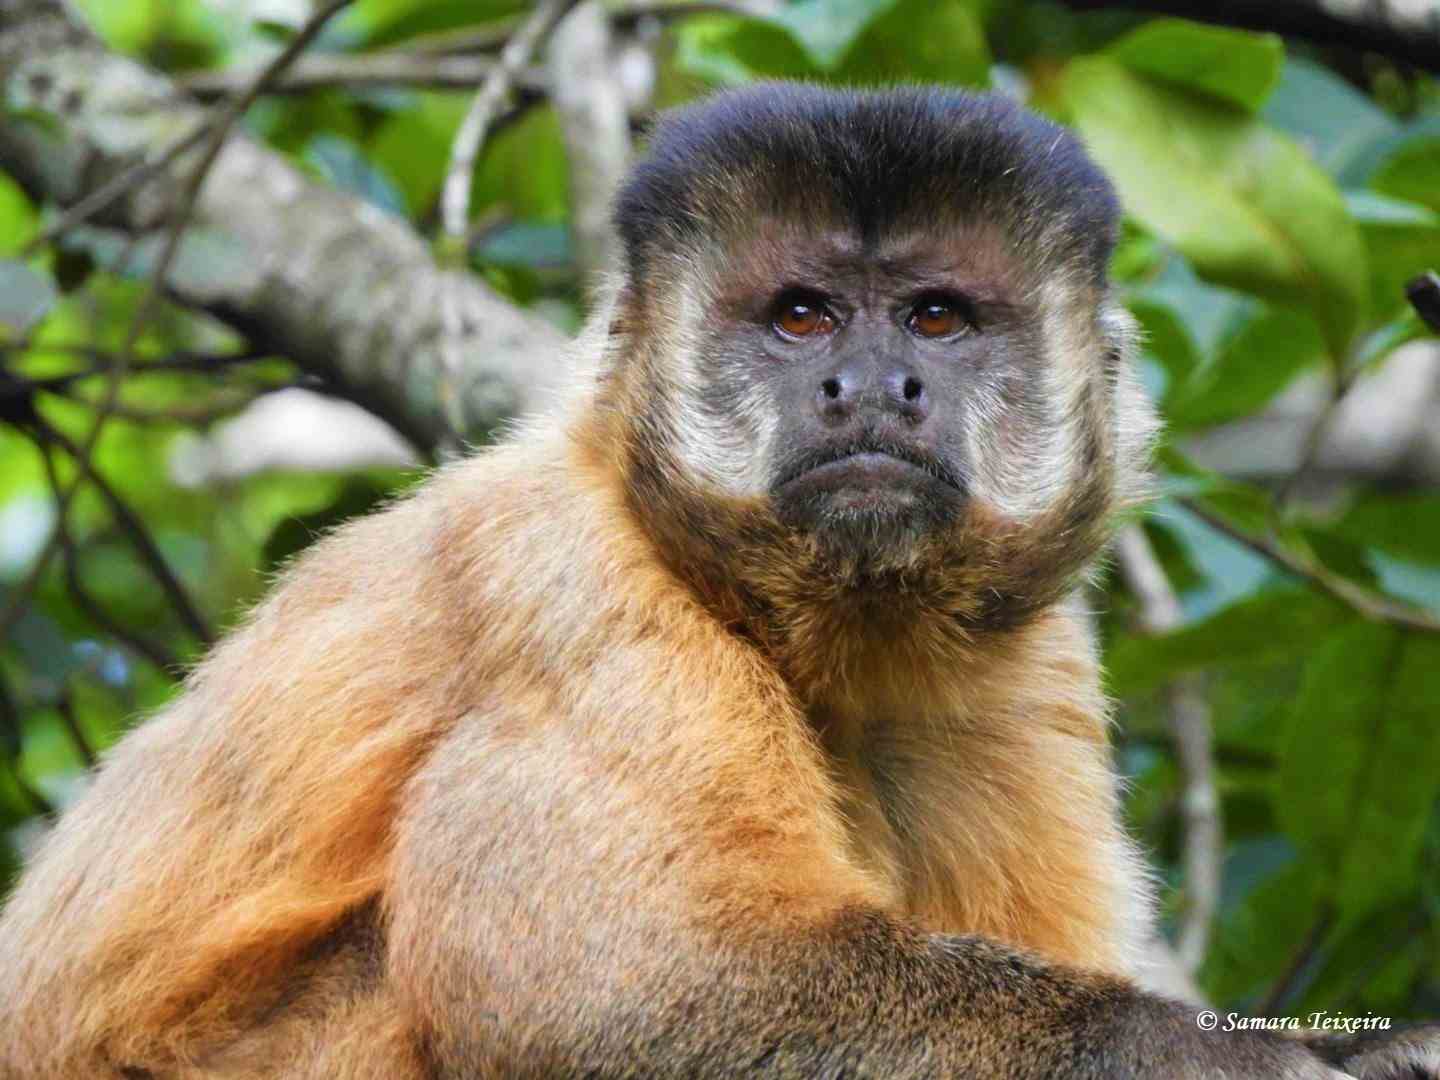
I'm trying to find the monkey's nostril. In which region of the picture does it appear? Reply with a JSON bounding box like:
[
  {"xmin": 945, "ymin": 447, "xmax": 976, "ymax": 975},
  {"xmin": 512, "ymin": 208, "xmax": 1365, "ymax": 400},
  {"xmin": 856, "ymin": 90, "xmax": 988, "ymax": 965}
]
[
  {"xmin": 903, "ymin": 377, "xmax": 923, "ymax": 402},
  {"xmin": 821, "ymin": 378, "xmax": 841, "ymax": 400}
]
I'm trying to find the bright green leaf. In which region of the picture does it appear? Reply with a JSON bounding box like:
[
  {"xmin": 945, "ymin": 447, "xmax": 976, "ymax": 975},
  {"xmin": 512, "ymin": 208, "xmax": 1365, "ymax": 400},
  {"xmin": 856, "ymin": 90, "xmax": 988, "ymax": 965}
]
[
  {"xmin": 1370, "ymin": 137, "xmax": 1440, "ymax": 215},
  {"xmin": 674, "ymin": 14, "xmax": 818, "ymax": 85},
  {"xmin": 1108, "ymin": 19, "xmax": 1283, "ymax": 111},
  {"xmin": 1065, "ymin": 58, "xmax": 1368, "ymax": 354},
  {"xmin": 827, "ymin": 0, "xmax": 989, "ymax": 86},
  {"xmin": 346, "ymin": 0, "xmax": 523, "ymax": 49},
  {"xmin": 0, "ymin": 175, "xmax": 36, "ymax": 256}
]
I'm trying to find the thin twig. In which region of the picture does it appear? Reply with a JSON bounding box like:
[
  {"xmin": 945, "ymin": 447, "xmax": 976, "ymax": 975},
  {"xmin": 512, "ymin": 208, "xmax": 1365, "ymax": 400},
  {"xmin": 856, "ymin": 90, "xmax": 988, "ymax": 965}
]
[
  {"xmin": 1179, "ymin": 498, "xmax": 1440, "ymax": 635},
  {"xmin": 53, "ymin": 689, "xmax": 96, "ymax": 770},
  {"xmin": 35, "ymin": 420, "xmax": 213, "ymax": 647},
  {"xmin": 37, "ymin": 440, "xmax": 184, "ymax": 673},
  {"xmin": 20, "ymin": 122, "xmax": 212, "ymax": 259},
  {"xmin": 0, "ymin": 675, "xmax": 54, "ymax": 817},
  {"xmin": 1259, "ymin": 905, "xmax": 1334, "ymax": 1015},
  {"xmin": 1117, "ymin": 525, "xmax": 1222, "ymax": 974},
  {"xmin": 1274, "ymin": 361, "xmax": 1361, "ymax": 513},
  {"xmin": 440, "ymin": 0, "xmax": 579, "ymax": 250}
]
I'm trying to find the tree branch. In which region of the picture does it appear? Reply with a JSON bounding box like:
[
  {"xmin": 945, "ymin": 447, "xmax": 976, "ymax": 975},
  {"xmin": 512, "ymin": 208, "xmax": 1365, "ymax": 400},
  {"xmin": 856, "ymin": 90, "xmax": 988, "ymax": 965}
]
[
  {"xmin": 1116, "ymin": 525, "xmax": 1222, "ymax": 974},
  {"xmin": 1179, "ymin": 497, "xmax": 1440, "ymax": 634},
  {"xmin": 0, "ymin": 0, "xmax": 568, "ymax": 453},
  {"xmin": 547, "ymin": 1, "xmax": 635, "ymax": 291},
  {"xmin": 178, "ymin": 52, "xmax": 546, "ymax": 101}
]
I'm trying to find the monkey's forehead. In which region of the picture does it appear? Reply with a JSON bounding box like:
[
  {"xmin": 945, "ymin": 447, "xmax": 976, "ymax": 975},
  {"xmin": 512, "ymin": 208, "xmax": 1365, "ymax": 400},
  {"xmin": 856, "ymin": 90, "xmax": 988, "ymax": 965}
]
[{"xmin": 615, "ymin": 83, "xmax": 1119, "ymax": 287}]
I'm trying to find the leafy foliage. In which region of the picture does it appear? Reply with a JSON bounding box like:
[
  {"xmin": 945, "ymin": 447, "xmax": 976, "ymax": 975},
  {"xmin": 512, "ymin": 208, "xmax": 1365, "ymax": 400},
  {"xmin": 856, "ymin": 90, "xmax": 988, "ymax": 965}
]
[{"xmin": 3, "ymin": 0, "xmax": 1438, "ymax": 1021}]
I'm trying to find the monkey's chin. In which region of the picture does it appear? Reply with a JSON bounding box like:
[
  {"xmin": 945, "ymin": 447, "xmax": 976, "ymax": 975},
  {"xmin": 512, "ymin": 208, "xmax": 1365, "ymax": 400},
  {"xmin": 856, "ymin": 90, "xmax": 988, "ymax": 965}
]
[{"xmin": 773, "ymin": 479, "xmax": 963, "ymax": 573}]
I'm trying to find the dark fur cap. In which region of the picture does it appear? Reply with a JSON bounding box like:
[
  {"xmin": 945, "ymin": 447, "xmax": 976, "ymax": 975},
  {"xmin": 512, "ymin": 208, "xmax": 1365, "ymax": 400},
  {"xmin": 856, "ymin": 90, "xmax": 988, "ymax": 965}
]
[{"xmin": 615, "ymin": 82, "xmax": 1120, "ymax": 287}]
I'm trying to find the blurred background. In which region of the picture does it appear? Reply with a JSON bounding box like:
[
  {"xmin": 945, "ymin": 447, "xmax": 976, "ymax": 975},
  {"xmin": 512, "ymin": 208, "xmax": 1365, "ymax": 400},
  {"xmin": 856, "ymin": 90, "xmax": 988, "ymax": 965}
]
[{"xmin": 1, "ymin": 0, "xmax": 1438, "ymax": 1023}]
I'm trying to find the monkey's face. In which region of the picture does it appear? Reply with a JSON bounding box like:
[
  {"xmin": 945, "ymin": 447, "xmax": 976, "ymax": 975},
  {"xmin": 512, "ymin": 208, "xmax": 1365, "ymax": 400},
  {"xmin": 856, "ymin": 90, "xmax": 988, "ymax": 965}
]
[
  {"xmin": 612, "ymin": 85, "xmax": 1155, "ymax": 621},
  {"xmin": 668, "ymin": 219, "xmax": 1066, "ymax": 569}
]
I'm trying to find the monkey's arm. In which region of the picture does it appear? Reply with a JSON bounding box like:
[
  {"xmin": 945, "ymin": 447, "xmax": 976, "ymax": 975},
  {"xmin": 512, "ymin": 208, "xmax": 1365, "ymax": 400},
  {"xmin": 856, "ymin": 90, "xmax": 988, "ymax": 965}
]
[
  {"xmin": 1295, "ymin": 1023, "xmax": 1440, "ymax": 1079},
  {"xmin": 385, "ymin": 670, "xmax": 1344, "ymax": 1079}
]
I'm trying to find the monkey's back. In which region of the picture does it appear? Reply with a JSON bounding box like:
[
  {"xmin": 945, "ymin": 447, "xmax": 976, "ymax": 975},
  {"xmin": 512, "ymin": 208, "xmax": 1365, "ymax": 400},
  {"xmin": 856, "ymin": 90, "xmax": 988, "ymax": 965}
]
[{"xmin": 0, "ymin": 433, "xmax": 607, "ymax": 1077}]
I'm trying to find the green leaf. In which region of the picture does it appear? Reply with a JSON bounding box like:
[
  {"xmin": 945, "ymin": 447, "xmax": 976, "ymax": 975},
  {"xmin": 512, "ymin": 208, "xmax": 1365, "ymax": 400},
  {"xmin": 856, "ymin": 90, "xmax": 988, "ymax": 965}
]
[
  {"xmin": 1064, "ymin": 57, "xmax": 1367, "ymax": 355},
  {"xmin": 0, "ymin": 174, "xmax": 36, "ymax": 256},
  {"xmin": 1106, "ymin": 586, "xmax": 1348, "ymax": 698},
  {"xmin": 1344, "ymin": 190, "xmax": 1438, "ymax": 227},
  {"xmin": 1357, "ymin": 215, "xmax": 1440, "ymax": 326},
  {"xmin": 1128, "ymin": 298, "xmax": 1201, "ymax": 397},
  {"xmin": 0, "ymin": 261, "xmax": 57, "ymax": 338},
  {"xmin": 674, "ymin": 14, "xmax": 819, "ymax": 85},
  {"xmin": 1202, "ymin": 854, "xmax": 1325, "ymax": 1005},
  {"xmin": 346, "ymin": 0, "xmax": 523, "ymax": 49},
  {"xmin": 1262, "ymin": 58, "xmax": 1399, "ymax": 182},
  {"xmin": 1108, "ymin": 19, "xmax": 1283, "ymax": 112},
  {"xmin": 826, "ymin": 0, "xmax": 989, "ymax": 86},
  {"xmin": 1332, "ymin": 494, "xmax": 1440, "ymax": 567},
  {"xmin": 305, "ymin": 134, "xmax": 405, "ymax": 217},
  {"xmin": 767, "ymin": 0, "xmax": 901, "ymax": 68},
  {"xmin": 477, "ymin": 222, "xmax": 571, "ymax": 269},
  {"xmin": 1165, "ymin": 305, "xmax": 1323, "ymax": 432},
  {"xmin": 1279, "ymin": 625, "xmax": 1440, "ymax": 921},
  {"xmin": 368, "ymin": 93, "xmax": 466, "ymax": 215},
  {"xmin": 1370, "ymin": 136, "xmax": 1440, "ymax": 215}
]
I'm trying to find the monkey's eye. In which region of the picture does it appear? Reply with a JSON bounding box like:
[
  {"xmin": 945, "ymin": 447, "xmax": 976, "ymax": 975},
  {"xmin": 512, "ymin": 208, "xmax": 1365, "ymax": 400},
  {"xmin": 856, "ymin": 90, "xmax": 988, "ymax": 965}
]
[
  {"xmin": 907, "ymin": 295, "xmax": 972, "ymax": 338},
  {"xmin": 771, "ymin": 292, "xmax": 836, "ymax": 339}
]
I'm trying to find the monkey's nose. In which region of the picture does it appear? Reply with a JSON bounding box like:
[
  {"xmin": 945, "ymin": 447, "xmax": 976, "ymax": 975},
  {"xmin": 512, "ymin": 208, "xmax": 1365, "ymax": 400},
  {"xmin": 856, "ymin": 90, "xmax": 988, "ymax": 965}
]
[{"xmin": 816, "ymin": 366, "xmax": 930, "ymax": 426}]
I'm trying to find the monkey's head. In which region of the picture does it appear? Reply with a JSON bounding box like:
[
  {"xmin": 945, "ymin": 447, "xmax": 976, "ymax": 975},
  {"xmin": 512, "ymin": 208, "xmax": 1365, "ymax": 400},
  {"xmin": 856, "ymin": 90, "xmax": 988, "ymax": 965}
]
[{"xmin": 599, "ymin": 84, "xmax": 1155, "ymax": 640}]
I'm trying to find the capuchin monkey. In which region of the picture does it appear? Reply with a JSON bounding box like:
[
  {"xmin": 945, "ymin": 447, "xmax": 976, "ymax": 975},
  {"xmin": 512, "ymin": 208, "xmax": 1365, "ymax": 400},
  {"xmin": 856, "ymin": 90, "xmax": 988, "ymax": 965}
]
[{"xmin": 1, "ymin": 84, "xmax": 1436, "ymax": 1080}]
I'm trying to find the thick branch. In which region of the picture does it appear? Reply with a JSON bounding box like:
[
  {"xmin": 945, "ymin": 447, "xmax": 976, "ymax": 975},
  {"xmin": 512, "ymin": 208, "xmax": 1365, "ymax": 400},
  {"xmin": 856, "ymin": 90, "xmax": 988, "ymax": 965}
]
[
  {"xmin": 1056, "ymin": 0, "xmax": 1440, "ymax": 74},
  {"xmin": 178, "ymin": 53, "xmax": 546, "ymax": 100},
  {"xmin": 0, "ymin": 0, "xmax": 568, "ymax": 451},
  {"xmin": 547, "ymin": 2, "xmax": 634, "ymax": 290}
]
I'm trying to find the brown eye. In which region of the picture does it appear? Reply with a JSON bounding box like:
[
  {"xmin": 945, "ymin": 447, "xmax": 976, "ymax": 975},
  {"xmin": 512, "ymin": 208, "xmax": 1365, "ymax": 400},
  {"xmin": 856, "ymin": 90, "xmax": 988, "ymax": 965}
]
[
  {"xmin": 772, "ymin": 293, "xmax": 834, "ymax": 339},
  {"xmin": 908, "ymin": 297, "xmax": 969, "ymax": 338}
]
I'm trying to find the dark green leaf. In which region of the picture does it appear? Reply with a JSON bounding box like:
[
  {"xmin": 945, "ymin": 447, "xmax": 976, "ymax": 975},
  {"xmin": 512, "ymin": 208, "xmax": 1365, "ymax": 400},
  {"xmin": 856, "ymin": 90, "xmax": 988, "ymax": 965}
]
[
  {"xmin": 1108, "ymin": 19, "xmax": 1283, "ymax": 111},
  {"xmin": 1332, "ymin": 494, "xmax": 1440, "ymax": 567},
  {"xmin": 1279, "ymin": 625, "xmax": 1440, "ymax": 921},
  {"xmin": 1370, "ymin": 137, "xmax": 1440, "ymax": 215},
  {"xmin": 1106, "ymin": 586, "xmax": 1348, "ymax": 698},
  {"xmin": 1166, "ymin": 306, "xmax": 1323, "ymax": 432}
]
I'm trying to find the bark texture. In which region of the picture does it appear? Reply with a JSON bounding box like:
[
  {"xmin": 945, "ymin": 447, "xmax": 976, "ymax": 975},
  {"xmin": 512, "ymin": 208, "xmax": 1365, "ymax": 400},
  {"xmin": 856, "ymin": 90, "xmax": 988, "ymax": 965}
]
[{"xmin": 0, "ymin": 0, "xmax": 569, "ymax": 452}]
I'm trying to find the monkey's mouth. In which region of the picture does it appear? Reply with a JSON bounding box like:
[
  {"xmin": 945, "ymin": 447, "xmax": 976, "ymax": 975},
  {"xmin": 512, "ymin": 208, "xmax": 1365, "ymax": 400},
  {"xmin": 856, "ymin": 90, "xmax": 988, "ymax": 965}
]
[
  {"xmin": 774, "ymin": 440, "xmax": 965, "ymax": 498},
  {"xmin": 772, "ymin": 440, "xmax": 966, "ymax": 526}
]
